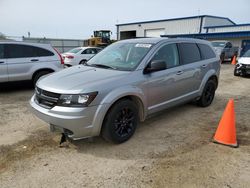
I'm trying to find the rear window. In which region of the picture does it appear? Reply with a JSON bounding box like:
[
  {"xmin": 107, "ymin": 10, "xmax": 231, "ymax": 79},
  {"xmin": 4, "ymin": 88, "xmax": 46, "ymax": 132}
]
[
  {"xmin": 68, "ymin": 47, "xmax": 82, "ymax": 54},
  {"xmin": 6, "ymin": 44, "xmax": 54, "ymax": 58},
  {"xmin": 178, "ymin": 43, "xmax": 201, "ymax": 64},
  {"xmin": 198, "ymin": 43, "xmax": 216, "ymax": 60}
]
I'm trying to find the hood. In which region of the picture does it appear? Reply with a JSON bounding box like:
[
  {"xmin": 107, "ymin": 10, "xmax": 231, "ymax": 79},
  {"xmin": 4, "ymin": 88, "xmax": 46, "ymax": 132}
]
[
  {"xmin": 36, "ymin": 65, "xmax": 130, "ymax": 94},
  {"xmin": 238, "ymin": 57, "xmax": 250, "ymax": 65}
]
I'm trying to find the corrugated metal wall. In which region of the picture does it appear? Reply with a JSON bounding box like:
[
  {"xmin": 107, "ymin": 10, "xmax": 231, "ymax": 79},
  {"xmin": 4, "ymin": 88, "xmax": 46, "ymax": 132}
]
[
  {"xmin": 207, "ymin": 25, "xmax": 250, "ymax": 33},
  {"xmin": 23, "ymin": 37, "xmax": 84, "ymax": 53},
  {"xmin": 118, "ymin": 18, "xmax": 201, "ymax": 39}
]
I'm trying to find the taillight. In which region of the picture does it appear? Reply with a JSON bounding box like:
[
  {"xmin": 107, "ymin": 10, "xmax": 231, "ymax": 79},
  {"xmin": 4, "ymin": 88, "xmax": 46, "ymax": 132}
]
[
  {"xmin": 53, "ymin": 47, "xmax": 64, "ymax": 65},
  {"xmin": 66, "ymin": 55, "xmax": 74, "ymax": 59}
]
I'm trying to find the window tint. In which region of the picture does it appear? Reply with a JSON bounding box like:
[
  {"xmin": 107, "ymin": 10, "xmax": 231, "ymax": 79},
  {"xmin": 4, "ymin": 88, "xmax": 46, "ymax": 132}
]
[
  {"xmin": 225, "ymin": 42, "xmax": 232, "ymax": 48},
  {"xmin": 178, "ymin": 43, "xmax": 201, "ymax": 64},
  {"xmin": 35, "ymin": 47, "xmax": 54, "ymax": 56},
  {"xmin": 6, "ymin": 44, "xmax": 53, "ymax": 58},
  {"xmin": 151, "ymin": 43, "xmax": 179, "ymax": 68},
  {"xmin": 0, "ymin": 44, "xmax": 4, "ymax": 59},
  {"xmin": 198, "ymin": 44, "xmax": 216, "ymax": 60},
  {"xmin": 82, "ymin": 48, "xmax": 97, "ymax": 54}
]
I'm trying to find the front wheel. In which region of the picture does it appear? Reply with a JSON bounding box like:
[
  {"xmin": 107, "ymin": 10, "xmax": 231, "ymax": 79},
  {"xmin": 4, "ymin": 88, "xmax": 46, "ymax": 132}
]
[
  {"xmin": 101, "ymin": 99, "xmax": 138, "ymax": 144},
  {"xmin": 197, "ymin": 80, "xmax": 216, "ymax": 107}
]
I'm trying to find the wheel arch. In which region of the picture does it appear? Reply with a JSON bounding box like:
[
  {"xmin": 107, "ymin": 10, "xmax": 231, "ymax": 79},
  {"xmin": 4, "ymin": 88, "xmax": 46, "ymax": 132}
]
[{"xmin": 32, "ymin": 68, "xmax": 54, "ymax": 81}]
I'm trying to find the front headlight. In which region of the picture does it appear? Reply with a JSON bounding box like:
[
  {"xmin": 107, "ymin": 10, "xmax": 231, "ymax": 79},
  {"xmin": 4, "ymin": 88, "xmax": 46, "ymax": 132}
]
[{"xmin": 57, "ymin": 92, "xmax": 98, "ymax": 107}]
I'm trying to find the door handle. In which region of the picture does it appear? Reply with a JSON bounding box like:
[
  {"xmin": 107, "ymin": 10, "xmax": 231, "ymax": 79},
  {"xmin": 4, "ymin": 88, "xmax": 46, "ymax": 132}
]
[
  {"xmin": 0, "ymin": 61, "xmax": 4, "ymax": 64},
  {"xmin": 201, "ymin": 64, "xmax": 207, "ymax": 68},
  {"xmin": 31, "ymin": 59, "xmax": 39, "ymax": 62},
  {"xmin": 176, "ymin": 71, "xmax": 184, "ymax": 75}
]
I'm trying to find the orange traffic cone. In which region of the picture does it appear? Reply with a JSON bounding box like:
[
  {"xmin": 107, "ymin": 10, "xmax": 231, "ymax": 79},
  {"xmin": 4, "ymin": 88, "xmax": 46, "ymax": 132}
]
[
  {"xmin": 213, "ymin": 99, "xmax": 238, "ymax": 147},
  {"xmin": 231, "ymin": 56, "xmax": 237, "ymax": 65}
]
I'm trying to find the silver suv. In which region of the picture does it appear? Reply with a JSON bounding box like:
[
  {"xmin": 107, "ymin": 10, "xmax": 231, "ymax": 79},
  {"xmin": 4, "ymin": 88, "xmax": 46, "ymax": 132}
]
[
  {"xmin": 30, "ymin": 38, "xmax": 220, "ymax": 143},
  {"xmin": 0, "ymin": 41, "xmax": 64, "ymax": 85}
]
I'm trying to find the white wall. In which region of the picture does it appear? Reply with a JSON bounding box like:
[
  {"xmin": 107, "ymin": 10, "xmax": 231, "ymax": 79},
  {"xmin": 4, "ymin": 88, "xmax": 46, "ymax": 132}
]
[{"xmin": 117, "ymin": 18, "xmax": 201, "ymax": 39}]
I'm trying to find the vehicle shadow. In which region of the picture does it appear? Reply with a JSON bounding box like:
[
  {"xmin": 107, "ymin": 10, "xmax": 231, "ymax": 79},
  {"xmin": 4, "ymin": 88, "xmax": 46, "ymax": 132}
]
[
  {"xmin": 70, "ymin": 102, "xmax": 214, "ymax": 160},
  {"xmin": 0, "ymin": 81, "xmax": 33, "ymax": 92}
]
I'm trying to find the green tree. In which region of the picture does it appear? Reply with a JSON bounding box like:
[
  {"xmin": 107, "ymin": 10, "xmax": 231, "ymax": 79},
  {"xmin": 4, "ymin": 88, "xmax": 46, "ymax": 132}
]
[{"xmin": 0, "ymin": 32, "xmax": 6, "ymax": 39}]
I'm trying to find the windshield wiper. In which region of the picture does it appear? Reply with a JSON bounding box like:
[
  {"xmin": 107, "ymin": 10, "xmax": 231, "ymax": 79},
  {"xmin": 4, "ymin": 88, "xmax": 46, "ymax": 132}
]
[{"xmin": 90, "ymin": 63, "xmax": 117, "ymax": 70}]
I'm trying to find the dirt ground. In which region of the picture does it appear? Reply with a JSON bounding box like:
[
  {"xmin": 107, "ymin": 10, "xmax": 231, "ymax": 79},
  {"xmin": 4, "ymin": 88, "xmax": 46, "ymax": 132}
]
[{"xmin": 0, "ymin": 64, "xmax": 250, "ymax": 188}]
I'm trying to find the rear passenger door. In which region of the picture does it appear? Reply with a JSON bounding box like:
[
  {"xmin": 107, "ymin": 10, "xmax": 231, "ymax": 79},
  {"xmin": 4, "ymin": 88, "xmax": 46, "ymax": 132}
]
[
  {"xmin": 177, "ymin": 43, "xmax": 202, "ymax": 94},
  {"xmin": 6, "ymin": 44, "xmax": 54, "ymax": 81},
  {"xmin": 0, "ymin": 44, "xmax": 8, "ymax": 82},
  {"xmin": 197, "ymin": 43, "xmax": 217, "ymax": 79}
]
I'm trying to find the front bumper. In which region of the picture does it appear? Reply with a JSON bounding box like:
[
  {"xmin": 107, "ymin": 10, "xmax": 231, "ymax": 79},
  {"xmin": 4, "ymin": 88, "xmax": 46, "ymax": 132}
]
[
  {"xmin": 235, "ymin": 64, "xmax": 250, "ymax": 75},
  {"xmin": 30, "ymin": 95, "xmax": 104, "ymax": 139}
]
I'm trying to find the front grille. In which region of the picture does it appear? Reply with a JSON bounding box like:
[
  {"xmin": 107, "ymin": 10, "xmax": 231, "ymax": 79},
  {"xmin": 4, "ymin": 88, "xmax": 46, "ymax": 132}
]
[{"xmin": 35, "ymin": 87, "xmax": 60, "ymax": 109}]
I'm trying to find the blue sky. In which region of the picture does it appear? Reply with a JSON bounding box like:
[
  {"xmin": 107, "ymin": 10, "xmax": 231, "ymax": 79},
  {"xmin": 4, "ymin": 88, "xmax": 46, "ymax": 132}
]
[{"xmin": 0, "ymin": 0, "xmax": 250, "ymax": 39}]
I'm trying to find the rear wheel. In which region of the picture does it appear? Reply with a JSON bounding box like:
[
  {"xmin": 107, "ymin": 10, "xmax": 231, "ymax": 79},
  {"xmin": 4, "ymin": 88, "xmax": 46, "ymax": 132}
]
[
  {"xmin": 79, "ymin": 59, "xmax": 87, "ymax": 65},
  {"xmin": 101, "ymin": 99, "xmax": 138, "ymax": 144},
  {"xmin": 197, "ymin": 80, "xmax": 216, "ymax": 107},
  {"xmin": 33, "ymin": 70, "xmax": 52, "ymax": 86}
]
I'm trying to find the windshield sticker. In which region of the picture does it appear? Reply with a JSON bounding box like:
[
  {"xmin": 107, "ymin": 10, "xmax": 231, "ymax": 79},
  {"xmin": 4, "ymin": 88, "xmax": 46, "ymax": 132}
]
[{"xmin": 135, "ymin": 44, "xmax": 152, "ymax": 48}]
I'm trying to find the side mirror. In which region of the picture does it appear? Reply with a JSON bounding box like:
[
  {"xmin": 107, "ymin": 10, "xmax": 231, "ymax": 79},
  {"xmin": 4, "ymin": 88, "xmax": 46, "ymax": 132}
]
[{"xmin": 143, "ymin": 60, "xmax": 166, "ymax": 74}]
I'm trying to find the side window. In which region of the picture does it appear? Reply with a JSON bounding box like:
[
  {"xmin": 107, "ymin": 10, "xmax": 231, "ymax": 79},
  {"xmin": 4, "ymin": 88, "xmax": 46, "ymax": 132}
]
[
  {"xmin": 198, "ymin": 44, "xmax": 216, "ymax": 60},
  {"xmin": 96, "ymin": 48, "xmax": 102, "ymax": 53},
  {"xmin": 34, "ymin": 47, "xmax": 54, "ymax": 57},
  {"xmin": 151, "ymin": 43, "xmax": 179, "ymax": 68},
  {"xmin": 178, "ymin": 43, "xmax": 201, "ymax": 64},
  {"xmin": 82, "ymin": 49, "xmax": 96, "ymax": 54},
  {"xmin": 225, "ymin": 42, "xmax": 232, "ymax": 48},
  {"xmin": 0, "ymin": 44, "xmax": 4, "ymax": 59},
  {"xmin": 6, "ymin": 44, "xmax": 37, "ymax": 58}
]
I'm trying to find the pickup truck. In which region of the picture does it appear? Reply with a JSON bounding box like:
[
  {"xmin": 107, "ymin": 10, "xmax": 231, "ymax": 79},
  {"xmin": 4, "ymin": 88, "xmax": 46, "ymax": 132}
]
[{"xmin": 211, "ymin": 41, "xmax": 238, "ymax": 62}]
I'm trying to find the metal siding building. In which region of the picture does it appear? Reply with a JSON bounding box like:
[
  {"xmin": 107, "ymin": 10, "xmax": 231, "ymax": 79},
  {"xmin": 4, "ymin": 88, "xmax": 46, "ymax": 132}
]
[
  {"xmin": 116, "ymin": 15, "xmax": 250, "ymax": 56},
  {"xmin": 22, "ymin": 37, "xmax": 84, "ymax": 53},
  {"xmin": 116, "ymin": 15, "xmax": 234, "ymax": 40}
]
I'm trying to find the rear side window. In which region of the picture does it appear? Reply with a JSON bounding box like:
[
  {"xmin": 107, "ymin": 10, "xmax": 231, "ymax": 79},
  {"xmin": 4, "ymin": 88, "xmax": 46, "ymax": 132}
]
[
  {"xmin": 198, "ymin": 44, "xmax": 216, "ymax": 60},
  {"xmin": 6, "ymin": 44, "xmax": 53, "ymax": 58},
  {"xmin": 0, "ymin": 44, "xmax": 4, "ymax": 58},
  {"xmin": 178, "ymin": 43, "xmax": 201, "ymax": 64},
  {"xmin": 34, "ymin": 47, "xmax": 54, "ymax": 57},
  {"xmin": 82, "ymin": 48, "xmax": 97, "ymax": 54}
]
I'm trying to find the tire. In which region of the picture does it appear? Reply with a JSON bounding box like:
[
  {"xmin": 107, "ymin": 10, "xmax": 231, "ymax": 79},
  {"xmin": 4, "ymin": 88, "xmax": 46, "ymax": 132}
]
[
  {"xmin": 197, "ymin": 80, "xmax": 216, "ymax": 107},
  {"xmin": 79, "ymin": 59, "xmax": 87, "ymax": 65},
  {"xmin": 234, "ymin": 67, "xmax": 240, "ymax": 76},
  {"xmin": 101, "ymin": 99, "xmax": 138, "ymax": 144},
  {"xmin": 33, "ymin": 70, "xmax": 52, "ymax": 86}
]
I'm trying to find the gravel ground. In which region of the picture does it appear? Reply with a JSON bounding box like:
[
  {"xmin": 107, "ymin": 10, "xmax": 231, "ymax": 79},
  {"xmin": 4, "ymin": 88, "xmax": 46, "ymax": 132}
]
[{"xmin": 0, "ymin": 64, "xmax": 249, "ymax": 188}]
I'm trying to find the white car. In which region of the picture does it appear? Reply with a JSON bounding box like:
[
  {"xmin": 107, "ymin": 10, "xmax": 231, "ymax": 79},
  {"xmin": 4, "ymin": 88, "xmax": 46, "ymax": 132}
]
[
  {"xmin": 234, "ymin": 49, "xmax": 250, "ymax": 76},
  {"xmin": 62, "ymin": 47, "xmax": 102, "ymax": 66}
]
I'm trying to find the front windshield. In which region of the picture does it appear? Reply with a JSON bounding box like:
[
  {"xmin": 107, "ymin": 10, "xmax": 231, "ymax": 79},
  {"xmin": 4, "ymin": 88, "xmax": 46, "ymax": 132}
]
[
  {"xmin": 67, "ymin": 47, "xmax": 82, "ymax": 54},
  {"xmin": 211, "ymin": 42, "xmax": 226, "ymax": 47},
  {"xmin": 86, "ymin": 42, "xmax": 153, "ymax": 71},
  {"xmin": 242, "ymin": 49, "xmax": 250, "ymax": 57}
]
